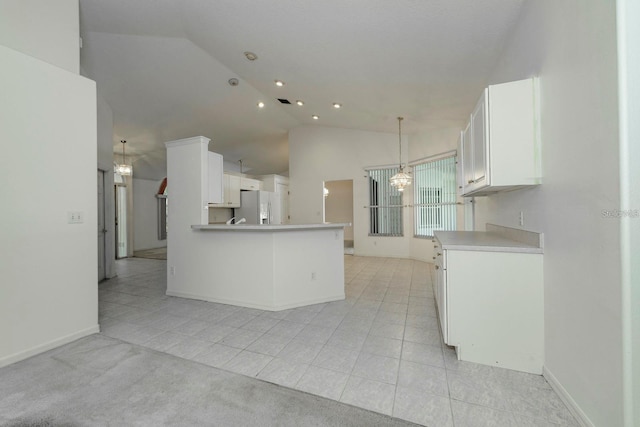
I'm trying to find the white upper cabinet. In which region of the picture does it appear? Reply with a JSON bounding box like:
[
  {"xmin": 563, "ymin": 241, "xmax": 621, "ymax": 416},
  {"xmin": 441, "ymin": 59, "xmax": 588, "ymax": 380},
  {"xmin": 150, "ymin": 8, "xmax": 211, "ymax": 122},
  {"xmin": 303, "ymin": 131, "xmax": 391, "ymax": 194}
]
[
  {"xmin": 240, "ymin": 176, "xmax": 262, "ymax": 191},
  {"xmin": 460, "ymin": 123, "xmax": 472, "ymax": 196},
  {"xmin": 210, "ymin": 173, "xmax": 241, "ymax": 208},
  {"xmin": 226, "ymin": 174, "xmax": 241, "ymax": 207},
  {"xmin": 207, "ymin": 152, "xmax": 223, "ymax": 204},
  {"xmin": 460, "ymin": 78, "xmax": 541, "ymax": 196}
]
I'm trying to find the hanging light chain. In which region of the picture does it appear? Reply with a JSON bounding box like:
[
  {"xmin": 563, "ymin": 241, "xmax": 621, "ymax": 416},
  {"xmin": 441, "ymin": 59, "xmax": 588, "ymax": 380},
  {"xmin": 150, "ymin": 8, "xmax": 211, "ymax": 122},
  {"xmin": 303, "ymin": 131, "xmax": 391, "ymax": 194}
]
[{"xmin": 398, "ymin": 117, "xmax": 403, "ymax": 170}]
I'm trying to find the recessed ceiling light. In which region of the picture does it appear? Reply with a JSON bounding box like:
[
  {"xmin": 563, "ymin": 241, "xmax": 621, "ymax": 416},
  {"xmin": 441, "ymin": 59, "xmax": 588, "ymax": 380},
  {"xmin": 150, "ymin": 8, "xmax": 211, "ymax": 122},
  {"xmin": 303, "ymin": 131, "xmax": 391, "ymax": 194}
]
[
  {"xmin": 244, "ymin": 51, "xmax": 258, "ymax": 61},
  {"xmin": 296, "ymin": 100, "xmax": 304, "ymax": 106},
  {"xmin": 333, "ymin": 103, "xmax": 342, "ymax": 109},
  {"xmin": 257, "ymin": 101, "xmax": 265, "ymax": 108},
  {"xmin": 275, "ymin": 80, "xmax": 285, "ymax": 87},
  {"xmin": 312, "ymin": 115, "xmax": 319, "ymax": 120}
]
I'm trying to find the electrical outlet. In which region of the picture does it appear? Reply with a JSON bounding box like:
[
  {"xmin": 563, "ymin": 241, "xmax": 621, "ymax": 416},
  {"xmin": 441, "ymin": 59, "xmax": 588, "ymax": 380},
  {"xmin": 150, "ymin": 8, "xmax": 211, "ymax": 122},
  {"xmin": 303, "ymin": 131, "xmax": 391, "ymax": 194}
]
[
  {"xmin": 170, "ymin": 266, "xmax": 176, "ymax": 275},
  {"xmin": 519, "ymin": 211, "xmax": 524, "ymax": 226},
  {"xmin": 67, "ymin": 211, "xmax": 84, "ymax": 224}
]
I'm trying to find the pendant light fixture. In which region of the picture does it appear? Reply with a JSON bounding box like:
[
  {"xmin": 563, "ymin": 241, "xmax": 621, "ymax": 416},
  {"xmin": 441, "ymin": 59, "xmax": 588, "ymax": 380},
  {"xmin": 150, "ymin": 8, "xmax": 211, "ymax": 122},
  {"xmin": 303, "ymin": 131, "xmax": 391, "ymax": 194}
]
[
  {"xmin": 389, "ymin": 117, "xmax": 411, "ymax": 192},
  {"xmin": 115, "ymin": 140, "xmax": 132, "ymax": 176}
]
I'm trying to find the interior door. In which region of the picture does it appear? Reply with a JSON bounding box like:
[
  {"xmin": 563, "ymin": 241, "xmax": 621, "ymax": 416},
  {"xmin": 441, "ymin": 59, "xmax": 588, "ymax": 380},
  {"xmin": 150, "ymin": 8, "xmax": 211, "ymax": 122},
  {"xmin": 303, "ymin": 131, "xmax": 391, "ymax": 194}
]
[
  {"xmin": 97, "ymin": 170, "xmax": 106, "ymax": 281},
  {"xmin": 276, "ymin": 183, "xmax": 289, "ymax": 224}
]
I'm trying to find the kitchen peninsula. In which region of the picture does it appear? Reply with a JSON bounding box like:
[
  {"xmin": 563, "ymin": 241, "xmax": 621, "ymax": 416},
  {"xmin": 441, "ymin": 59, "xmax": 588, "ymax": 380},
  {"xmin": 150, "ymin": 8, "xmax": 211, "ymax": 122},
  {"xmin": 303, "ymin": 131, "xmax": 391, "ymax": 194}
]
[{"xmin": 165, "ymin": 137, "xmax": 347, "ymax": 310}]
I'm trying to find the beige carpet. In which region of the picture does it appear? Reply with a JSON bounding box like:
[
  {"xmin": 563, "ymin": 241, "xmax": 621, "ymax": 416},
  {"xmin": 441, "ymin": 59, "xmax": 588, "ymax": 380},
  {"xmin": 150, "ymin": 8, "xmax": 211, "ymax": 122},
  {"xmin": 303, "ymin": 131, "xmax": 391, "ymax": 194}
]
[{"xmin": 133, "ymin": 246, "xmax": 167, "ymax": 260}]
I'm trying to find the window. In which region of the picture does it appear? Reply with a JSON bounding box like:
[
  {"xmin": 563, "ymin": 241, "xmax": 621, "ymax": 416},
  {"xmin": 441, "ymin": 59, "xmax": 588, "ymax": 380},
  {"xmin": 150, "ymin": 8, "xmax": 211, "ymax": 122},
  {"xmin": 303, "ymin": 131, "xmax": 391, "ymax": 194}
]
[
  {"xmin": 413, "ymin": 154, "xmax": 457, "ymax": 237},
  {"xmin": 368, "ymin": 167, "xmax": 403, "ymax": 236}
]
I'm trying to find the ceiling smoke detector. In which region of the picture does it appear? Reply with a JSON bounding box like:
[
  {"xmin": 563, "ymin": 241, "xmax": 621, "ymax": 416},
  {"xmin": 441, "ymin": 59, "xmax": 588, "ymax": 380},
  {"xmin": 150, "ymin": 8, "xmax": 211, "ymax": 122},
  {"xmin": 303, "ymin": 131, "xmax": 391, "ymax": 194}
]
[
  {"xmin": 228, "ymin": 78, "xmax": 239, "ymax": 86},
  {"xmin": 244, "ymin": 51, "xmax": 258, "ymax": 61}
]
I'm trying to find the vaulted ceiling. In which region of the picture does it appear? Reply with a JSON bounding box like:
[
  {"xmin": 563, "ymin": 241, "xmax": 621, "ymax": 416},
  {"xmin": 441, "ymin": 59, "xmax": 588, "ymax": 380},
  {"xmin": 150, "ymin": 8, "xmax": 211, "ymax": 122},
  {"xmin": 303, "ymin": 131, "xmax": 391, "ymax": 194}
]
[{"xmin": 79, "ymin": 0, "xmax": 525, "ymax": 180}]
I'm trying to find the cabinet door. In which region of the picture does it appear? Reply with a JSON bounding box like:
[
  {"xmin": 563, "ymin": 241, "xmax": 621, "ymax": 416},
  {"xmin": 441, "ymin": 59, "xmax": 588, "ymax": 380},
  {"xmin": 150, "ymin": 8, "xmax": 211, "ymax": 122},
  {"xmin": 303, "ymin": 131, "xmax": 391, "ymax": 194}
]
[
  {"xmin": 435, "ymin": 249, "xmax": 448, "ymax": 344},
  {"xmin": 227, "ymin": 174, "xmax": 241, "ymax": 207},
  {"xmin": 240, "ymin": 177, "xmax": 261, "ymax": 191},
  {"xmin": 208, "ymin": 152, "xmax": 223, "ymax": 204},
  {"xmin": 471, "ymin": 89, "xmax": 488, "ymax": 187},
  {"xmin": 461, "ymin": 123, "xmax": 473, "ymax": 194}
]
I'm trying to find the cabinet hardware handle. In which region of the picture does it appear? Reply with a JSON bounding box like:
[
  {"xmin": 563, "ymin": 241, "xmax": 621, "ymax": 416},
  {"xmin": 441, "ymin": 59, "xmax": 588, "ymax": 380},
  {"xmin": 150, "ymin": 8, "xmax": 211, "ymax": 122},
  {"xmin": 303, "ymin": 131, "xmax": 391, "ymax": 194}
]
[
  {"xmin": 437, "ymin": 252, "xmax": 442, "ymax": 256},
  {"xmin": 433, "ymin": 245, "xmax": 437, "ymax": 248},
  {"xmin": 435, "ymin": 265, "xmax": 440, "ymax": 270},
  {"xmin": 432, "ymin": 257, "xmax": 436, "ymax": 260},
  {"xmin": 468, "ymin": 180, "xmax": 475, "ymax": 184}
]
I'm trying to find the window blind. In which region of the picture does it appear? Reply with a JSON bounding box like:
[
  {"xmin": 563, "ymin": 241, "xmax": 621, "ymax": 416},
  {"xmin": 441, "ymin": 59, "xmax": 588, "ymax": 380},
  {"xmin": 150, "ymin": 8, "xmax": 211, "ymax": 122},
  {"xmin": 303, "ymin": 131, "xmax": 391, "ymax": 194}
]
[
  {"xmin": 413, "ymin": 155, "xmax": 457, "ymax": 237},
  {"xmin": 368, "ymin": 167, "xmax": 403, "ymax": 236}
]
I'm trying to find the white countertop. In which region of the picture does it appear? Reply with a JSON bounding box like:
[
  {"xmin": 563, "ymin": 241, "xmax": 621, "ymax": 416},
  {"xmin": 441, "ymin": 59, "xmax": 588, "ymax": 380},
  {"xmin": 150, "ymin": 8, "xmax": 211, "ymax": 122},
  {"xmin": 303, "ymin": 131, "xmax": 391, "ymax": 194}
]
[
  {"xmin": 192, "ymin": 223, "xmax": 351, "ymax": 232},
  {"xmin": 434, "ymin": 230, "xmax": 543, "ymax": 254}
]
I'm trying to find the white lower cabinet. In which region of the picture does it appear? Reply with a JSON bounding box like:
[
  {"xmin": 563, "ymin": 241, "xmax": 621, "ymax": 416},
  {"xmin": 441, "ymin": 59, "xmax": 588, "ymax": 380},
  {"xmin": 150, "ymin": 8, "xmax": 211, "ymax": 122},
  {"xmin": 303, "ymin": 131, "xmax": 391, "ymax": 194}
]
[{"xmin": 434, "ymin": 235, "xmax": 543, "ymax": 374}]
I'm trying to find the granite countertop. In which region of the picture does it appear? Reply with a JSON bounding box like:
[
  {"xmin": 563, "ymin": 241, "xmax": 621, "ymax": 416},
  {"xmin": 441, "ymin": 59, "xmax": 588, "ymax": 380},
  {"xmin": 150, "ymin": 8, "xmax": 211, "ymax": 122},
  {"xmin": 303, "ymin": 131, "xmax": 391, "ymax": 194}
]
[
  {"xmin": 434, "ymin": 229, "xmax": 543, "ymax": 254},
  {"xmin": 192, "ymin": 223, "xmax": 351, "ymax": 232}
]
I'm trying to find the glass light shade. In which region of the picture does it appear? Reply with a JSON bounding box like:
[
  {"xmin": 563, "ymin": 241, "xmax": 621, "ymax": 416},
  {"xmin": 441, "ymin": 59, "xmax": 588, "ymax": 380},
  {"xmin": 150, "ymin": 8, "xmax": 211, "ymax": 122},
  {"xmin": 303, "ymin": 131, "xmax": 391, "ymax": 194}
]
[
  {"xmin": 115, "ymin": 163, "xmax": 133, "ymax": 176},
  {"xmin": 323, "ymin": 187, "xmax": 329, "ymax": 197},
  {"xmin": 390, "ymin": 170, "xmax": 411, "ymax": 192}
]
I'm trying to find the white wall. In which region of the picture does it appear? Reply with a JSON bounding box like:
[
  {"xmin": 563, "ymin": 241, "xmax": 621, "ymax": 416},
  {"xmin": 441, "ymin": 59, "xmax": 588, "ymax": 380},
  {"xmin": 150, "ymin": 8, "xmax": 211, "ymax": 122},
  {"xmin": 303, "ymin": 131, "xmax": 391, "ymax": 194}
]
[
  {"xmin": 289, "ymin": 126, "xmax": 411, "ymax": 259},
  {"xmin": 472, "ymin": 1, "xmax": 622, "ymax": 425},
  {"xmin": 0, "ymin": 0, "xmax": 80, "ymax": 74},
  {"xmin": 133, "ymin": 178, "xmax": 167, "ymax": 251},
  {"xmin": 0, "ymin": 45, "xmax": 98, "ymax": 366}
]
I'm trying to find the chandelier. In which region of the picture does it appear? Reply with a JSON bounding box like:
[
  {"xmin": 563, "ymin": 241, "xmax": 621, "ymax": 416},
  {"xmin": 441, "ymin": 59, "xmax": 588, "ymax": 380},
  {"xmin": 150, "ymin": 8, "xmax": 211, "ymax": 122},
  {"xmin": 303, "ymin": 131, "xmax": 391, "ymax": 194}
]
[
  {"xmin": 115, "ymin": 140, "xmax": 132, "ymax": 176},
  {"xmin": 389, "ymin": 117, "xmax": 411, "ymax": 191}
]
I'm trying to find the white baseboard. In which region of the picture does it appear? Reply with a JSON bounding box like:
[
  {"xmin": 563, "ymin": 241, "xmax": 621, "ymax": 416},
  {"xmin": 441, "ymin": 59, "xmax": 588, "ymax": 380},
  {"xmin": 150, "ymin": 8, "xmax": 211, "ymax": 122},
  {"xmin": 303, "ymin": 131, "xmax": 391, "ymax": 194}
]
[
  {"xmin": 0, "ymin": 325, "xmax": 100, "ymax": 368},
  {"xmin": 543, "ymin": 366, "xmax": 594, "ymax": 427},
  {"xmin": 166, "ymin": 290, "xmax": 345, "ymax": 311}
]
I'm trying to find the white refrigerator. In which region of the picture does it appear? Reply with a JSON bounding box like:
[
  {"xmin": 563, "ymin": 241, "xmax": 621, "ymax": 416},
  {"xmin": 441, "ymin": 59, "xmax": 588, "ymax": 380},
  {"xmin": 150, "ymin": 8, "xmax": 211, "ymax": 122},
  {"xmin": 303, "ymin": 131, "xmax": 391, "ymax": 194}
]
[{"xmin": 235, "ymin": 191, "xmax": 282, "ymax": 224}]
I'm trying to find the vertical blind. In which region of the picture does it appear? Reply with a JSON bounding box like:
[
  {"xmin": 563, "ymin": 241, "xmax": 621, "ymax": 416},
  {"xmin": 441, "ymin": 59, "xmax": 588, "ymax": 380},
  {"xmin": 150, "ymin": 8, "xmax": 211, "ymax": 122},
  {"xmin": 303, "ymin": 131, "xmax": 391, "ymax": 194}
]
[
  {"xmin": 413, "ymin": 155, "xmax": 457, "ymax": 237},
  {"xmin": 368, "ymin": 167, "xmax": 403, "ymax": 236}
]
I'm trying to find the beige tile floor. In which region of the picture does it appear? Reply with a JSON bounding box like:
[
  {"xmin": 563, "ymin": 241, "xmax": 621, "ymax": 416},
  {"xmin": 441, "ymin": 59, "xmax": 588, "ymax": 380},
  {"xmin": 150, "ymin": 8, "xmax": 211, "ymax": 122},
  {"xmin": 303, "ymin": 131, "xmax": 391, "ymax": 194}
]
[{"xmin": 99, "ymin": 256, "xmax": 579, "ymax": 427}]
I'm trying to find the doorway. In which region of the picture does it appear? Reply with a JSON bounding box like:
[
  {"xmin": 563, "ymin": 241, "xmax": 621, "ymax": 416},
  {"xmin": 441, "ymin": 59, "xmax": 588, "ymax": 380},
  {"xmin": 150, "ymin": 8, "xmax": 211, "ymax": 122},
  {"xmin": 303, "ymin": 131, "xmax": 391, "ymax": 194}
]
[
  {"xmin": 115, "ymin": 183, "xmax": 128, "ymax": 259},
  {"xmin": 323, "ymin": 180, "xmax": 354, "ymax": 254},
  {"xmin": 276, "ymin": 182, "xmax": 290, "ymax": 224},
  {"xmin": 98, "ymin": 170, "xmax": 107, "ymax": 281}
]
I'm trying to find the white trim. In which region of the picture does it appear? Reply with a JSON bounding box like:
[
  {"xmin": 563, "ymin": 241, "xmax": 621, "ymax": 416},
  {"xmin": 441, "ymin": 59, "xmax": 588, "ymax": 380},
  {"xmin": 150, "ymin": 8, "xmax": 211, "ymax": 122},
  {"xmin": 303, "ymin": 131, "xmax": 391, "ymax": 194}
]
[
  {"xmin": 617, "ymin": 2, "xmax": 638, "ymax": 426},
  {"xmin": 363, "ymin": 163, "xmax": 402, "ymax": 171},
  {"xmin": 164, "ymin": 136, "xmax": 210, "ymax": 148},
  {"xmin": 543, "ymin": 366, "xmax": 594, "ymax": 427},
  {"xmin": 0, "ymin": 325, "xmax": 100, "ymax": 368},
  {"xmin": 408, "ymin": 150, "xmax": 457, "ymax": 166},
  {"xmin": 165, "ymin": 291, "xmax": 345, "ymax": 311}
]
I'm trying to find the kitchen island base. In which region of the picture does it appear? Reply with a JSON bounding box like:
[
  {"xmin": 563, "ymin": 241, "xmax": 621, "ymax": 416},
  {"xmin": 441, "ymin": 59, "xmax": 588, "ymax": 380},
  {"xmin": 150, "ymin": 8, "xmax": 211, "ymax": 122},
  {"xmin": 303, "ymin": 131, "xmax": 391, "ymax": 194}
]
[{"xmin": 167, "ymin": 224, "xmax": 347, "ymax": 311}]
